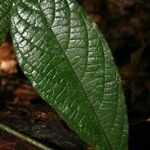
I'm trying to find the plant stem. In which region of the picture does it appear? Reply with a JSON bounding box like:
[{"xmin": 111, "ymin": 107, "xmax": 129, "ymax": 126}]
[{"xmin": 0, "ymin": 122, "xmax": 54, "ymax": 150}]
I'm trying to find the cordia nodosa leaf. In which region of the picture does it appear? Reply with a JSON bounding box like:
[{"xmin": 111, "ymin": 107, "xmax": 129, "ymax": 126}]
[{"xmin": 11, "ymin": 0, "xmax": 128, "ymax": 149}]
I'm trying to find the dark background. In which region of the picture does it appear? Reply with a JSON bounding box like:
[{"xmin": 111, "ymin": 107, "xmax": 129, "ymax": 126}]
[{"xmin": 0, "ymin": 0, "xmax": 149, "ymax": 149}]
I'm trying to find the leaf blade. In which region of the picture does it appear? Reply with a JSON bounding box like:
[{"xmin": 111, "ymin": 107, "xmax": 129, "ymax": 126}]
[
  {"xmin": 0, "ymin": 0, "xmax": 13, "ymax": 43},
  {"xmin": 11, "ymin": 0, "xmax": 128, "ymax": 149}
]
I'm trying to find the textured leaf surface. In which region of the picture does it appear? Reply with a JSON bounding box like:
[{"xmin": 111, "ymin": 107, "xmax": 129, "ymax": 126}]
[
  {"xmin": 0, "ymin": 0, "xmax": 13, "ymax": 43},
  {"xmin": 11, "ymin": 0, "xmax": 128, "ymax": 149}
]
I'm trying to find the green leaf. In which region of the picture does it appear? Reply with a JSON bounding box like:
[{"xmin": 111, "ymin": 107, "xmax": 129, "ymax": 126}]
[
  {"xmin": 11, "ymin": 0, "xmax": 128, "ymax": 149},
  {"xmin": 0, "ymin": 0, "xmax": 13, "ymax": 43}
]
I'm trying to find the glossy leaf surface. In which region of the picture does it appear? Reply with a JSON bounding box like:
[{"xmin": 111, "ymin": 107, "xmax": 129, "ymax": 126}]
[
  {"xmin": 11, "ymin": 0, "xmax": 128, "ymax": 149},
  {"xmin": 0, "ymin": 0, "xmax": 13, "ymax": 43}
]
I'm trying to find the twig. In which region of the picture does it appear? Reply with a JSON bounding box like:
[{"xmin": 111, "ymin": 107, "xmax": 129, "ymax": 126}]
[{"xmin": 0, "ymin": 122, "xmax": 54, "ymax": 150}]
